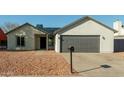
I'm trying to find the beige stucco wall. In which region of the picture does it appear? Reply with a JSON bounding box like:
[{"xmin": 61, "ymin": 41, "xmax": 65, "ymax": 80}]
[
  {"xmin": 7, "ymin": 25, "xmax": 46, "ymax": 50},
  {"xmin": 55, "ymin": 20, "xmax": 114, "ymax": 53},
  {"xmin": 35, "ymin": 36, "xmax": 41, "ymax": 50}
]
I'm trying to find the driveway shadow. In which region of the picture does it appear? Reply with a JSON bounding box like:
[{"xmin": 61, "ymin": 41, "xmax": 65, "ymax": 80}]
[{"xmin": 73, "ymin": 64, "xmax": 111, "ymax": 73}]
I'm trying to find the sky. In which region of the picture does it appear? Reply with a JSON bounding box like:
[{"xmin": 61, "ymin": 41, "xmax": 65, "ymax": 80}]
[{"xmin": 0, "ymin": 15, "xmax": 124, "ymax": 28}]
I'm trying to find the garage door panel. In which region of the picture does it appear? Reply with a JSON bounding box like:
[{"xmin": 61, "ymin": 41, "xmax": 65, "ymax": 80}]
[
  {"xmin": 61, "ymin": 35, "xmax": 100, "ymax": 52},
  {"xmin": 114, "ymin": 39, "xmax": 124, "ymax": 52}
]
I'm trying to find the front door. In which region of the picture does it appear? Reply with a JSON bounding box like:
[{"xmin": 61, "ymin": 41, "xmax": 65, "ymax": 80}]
[{"xmin": 40, "ymin": 37, "xmax": 46, "ymax": 49}]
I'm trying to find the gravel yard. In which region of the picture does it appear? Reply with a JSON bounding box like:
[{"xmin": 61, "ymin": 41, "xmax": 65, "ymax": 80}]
[{"xmin": 0, "ymin": 51, "xmax": 77, "ymax": 76}]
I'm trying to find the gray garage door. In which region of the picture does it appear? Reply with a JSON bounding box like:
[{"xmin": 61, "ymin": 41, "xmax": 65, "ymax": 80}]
[
  {"xmin": 114, "ymin": 39, "xmax": 124, "ymax": 52},
  {"xmin": 60, "ymin": 35, "xmax": 100, "ymax": 52}
]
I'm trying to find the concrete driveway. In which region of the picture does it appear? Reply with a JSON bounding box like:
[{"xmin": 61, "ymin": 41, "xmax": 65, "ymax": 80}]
[{"xmin": 62, "ymin": 53, "xmax": 124, "ymax": 76}]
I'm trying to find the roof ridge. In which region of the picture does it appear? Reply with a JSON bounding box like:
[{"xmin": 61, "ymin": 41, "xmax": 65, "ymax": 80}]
[
  {"xmin": 6, "ymin": 22, "xmax": 48, "ymax": 34},
  {"xmin": 54, "ymin": 16, "xmax": 118, "ymax": 34}
]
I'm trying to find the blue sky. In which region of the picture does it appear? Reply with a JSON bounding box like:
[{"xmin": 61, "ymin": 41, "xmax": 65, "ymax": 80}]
[{"xmin": 0, "ymin": 15, "xmax": 124, "ymax": 28}]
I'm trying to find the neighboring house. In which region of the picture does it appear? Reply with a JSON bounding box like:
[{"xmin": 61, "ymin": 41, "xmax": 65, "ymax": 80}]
[
  {"xmin": 113, "ymin": 20, "xmax": 124, "ymax": 52},
  {"xmin": 54, "ymin": 16, "xmax": 117, "ymax": 53},
  {"xmin": 0, "ymin": 28, "xmax": 7, "ymax": 49},
  {"xmin": 6, "ymin": 23, "xmax": 48, "ymax": 50},
  {"xmin": 114, "ymin": 20, "xmax": 124, "ymax": 36}
]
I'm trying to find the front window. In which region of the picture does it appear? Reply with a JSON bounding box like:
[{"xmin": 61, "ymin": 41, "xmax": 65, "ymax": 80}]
[
  {"xmin": 16, "ymin": 36, "xmax": 25, "ymax": 47},
  {"xmin": 0, "ymin": 40, "xmax": 7, "ymax": 46}
]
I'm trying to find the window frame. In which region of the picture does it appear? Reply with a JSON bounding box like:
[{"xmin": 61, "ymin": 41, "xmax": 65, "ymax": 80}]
[{"xmin": 16, "ymin": 36, "xmax": 25, "ymax": 47}]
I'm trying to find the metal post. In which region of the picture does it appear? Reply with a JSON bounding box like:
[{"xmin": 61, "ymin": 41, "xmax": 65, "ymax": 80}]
[
  {"xmin": 70, "ymin": 49, "xmax": 73, "ymax": 73},
  {"xmin": 68, "ymin": 46, "xmax": 74, "ymax": 73}
]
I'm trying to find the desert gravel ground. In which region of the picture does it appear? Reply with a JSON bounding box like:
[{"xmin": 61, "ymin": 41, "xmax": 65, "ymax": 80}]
[{"xmin": 0, "ymin": 51, "xmax": 77, "ymax": 76}]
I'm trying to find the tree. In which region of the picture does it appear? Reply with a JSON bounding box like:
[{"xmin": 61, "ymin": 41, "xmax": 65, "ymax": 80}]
[{"xmin": 1, "ymin": 22, "xmax": 19, "ymax": 32}]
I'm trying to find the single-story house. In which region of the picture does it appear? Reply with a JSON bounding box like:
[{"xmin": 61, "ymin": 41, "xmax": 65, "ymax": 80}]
[
  {"xmin": 54, "ymin": 16, "xmax": 117, "ymax": 53},
  {"xmin": 6, "ymin": 23, "xmax": 49, "ymax": 50},
  {"xmin": 6, "ymin": 16, "xmax": 118, "ymax": 53},
  {"xmin": 0, "ymin": 28, "xmax": 7, "ymax": 49}
]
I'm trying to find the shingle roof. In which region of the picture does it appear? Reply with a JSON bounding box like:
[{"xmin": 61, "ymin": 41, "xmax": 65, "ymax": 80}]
[
  {"xmin": 36, "ymin": 24, "xmax": 60, "ymax": 34},
  {"xmin": 43, "ymin": 27, "xmax": 60, "ymax": 34}
]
